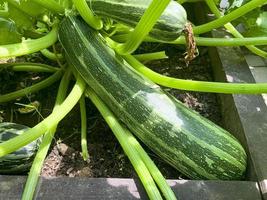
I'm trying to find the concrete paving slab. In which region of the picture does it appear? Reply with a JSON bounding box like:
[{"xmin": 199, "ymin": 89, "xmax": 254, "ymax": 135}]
[
  {"xmin": 0, "ymin": 176, "xmax": 262, "ymax": 200},
  {"xmin": 245, "ymin": 55, "xmax": 266, "ymax": 67}
]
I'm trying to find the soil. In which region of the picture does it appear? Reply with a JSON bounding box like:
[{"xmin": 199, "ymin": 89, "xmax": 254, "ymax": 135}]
[{"xmin": 0, "ymin": 45, "xmax": 222, "ymax": 179}]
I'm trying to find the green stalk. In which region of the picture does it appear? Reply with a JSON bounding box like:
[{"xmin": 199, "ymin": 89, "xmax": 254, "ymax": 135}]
[
  {"xmin": 0, "ymin": 62, "xmax": 59, "ymax": 73},
  {"xmin": 80, "ymin": 94, "xmax": 89, "ymax": 160},
  {"xmin": 115, "ymin": 0, "xmax": 171, "ymax": 55},
  {"xmin": 193, "ymin": 0, "xmax": 267, "ymax": 34},
  {"xmin": 72, "ymin": 0, "xmax": 103, "ymax": 30},
  {"xmin": 86, "ymin": 88, "xmax": 163, "ymax": 200},
  {"xmin": 0, "ymin": 74, "xmax": 86, "ymax": 157},
  {"xmin": 22, "ymin": 69, "xmax": 72, "ymax": 200},
  {"xmin": 173, "ymin": 35, "xmax": 267, "ymax": 46},
  {"xmin": 133, "ymin": 51, "xmax": 168, "ymax": 62},
  {"xmin": 113, "ymin": 33, "xmax": 267, "ymax": 46},
  {"xmin": 22, "ymin": 130, "xmax": 55, "ymax": 200},
  {"xmin": 40, "ymin": 48, "xmax": 63, "ymax": 61},
  {"xmin": 177, "ymin": 0, "xmax": 203, "ymax": 3},
  {"xmin": 31, "ymin": 0, "xmax": 65, "ymax": 13},
  {"xmin": 0, "ymin": 25, "xmax": 58, "ymax": 59},
  {"xmin": 205, "ymin": 0, "xmax": 267, "ymax": 57},
  {"xmin": 0, "ymin": 70, "xmax": 62, "ymax": 103},
  {"xmin": 124, "ymin": 54, "xmax": 267, "ymax": 94},
  {"xmin": 122, "ymin": 127, "xmax": 177, "ymax": 200}
]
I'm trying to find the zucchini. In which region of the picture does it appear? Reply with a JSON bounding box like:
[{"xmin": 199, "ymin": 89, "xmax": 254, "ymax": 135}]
[
  {"xmin": 0, "ymin": 122, "xmax": 40, "ymax": 174},
  {"xmin": 59, "ymin": 16, "xmax": 247, "ymax": 180},
  {"xmin": 87, "ymin": 0, "xmax": 187, "ymax": 41}
]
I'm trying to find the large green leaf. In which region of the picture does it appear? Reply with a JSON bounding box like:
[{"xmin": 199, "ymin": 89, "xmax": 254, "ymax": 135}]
[
  {"xmin": 13, "ymin": 0, "xmax": 46, "ymax": 17},
  {"xmin": 0, "ymin": 17, "xmax": 21, "ymax": 44},
  {"xmin": 0, "ymin": 1, "xmax": 8, "ymax": 17},
  {"xmin": 8, "ymin": 2, "xmax": 35, "ymax": 32}
]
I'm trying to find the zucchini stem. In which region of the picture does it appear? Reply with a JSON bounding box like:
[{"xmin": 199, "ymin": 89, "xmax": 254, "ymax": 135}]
[
  {"xmin": 0, "ymin": 62, "xmax": 59, "ymax": 73},
  {"xmin": 122, "ymin": 127, "xmax": 177, "ymax": 200},
  {"xmin": 0, "ymin": 24, "xmax": 59, "ymax": 59},
  {"xmin": 86, "ymin": 87, "xmax": 164, "ymax": 200},
  {"xmin": 115, "ymin": 0, "xmax": 171, "ymax": 55},
  {"xmin": 113, "ymin": 33, "xmax": 267, "ymax": 46},
  {"xmin": 80, "ymin": 94, "xmax": 89, "ymax": 160},
  {"xmin": 133, "ymin": 51, "xmax": 168, "ymax": 62},
  {"xmin": 0, "ymin": 70, "xmax": 62, "ymax": 103},
  {"xmin": 124, "ymin": 54, "xmax": 267, "ymax": 94},
  {"xmin": 41, "ymin": 48, "xmax": 63, "ymax": 61},
  {"xmin": 177, "ymin": 0, "xmax": 203, "ymax": 3},
  {"xmin": 193, "ymin": 0, "xmax": 267, "ymax": 34},
  {"xmin": 22, "ymin": 69, "xmax": 72, "ymax": 200},
  {"xmin": 72, "ymin": 0, "xmax": 103, "ymax": 30}
]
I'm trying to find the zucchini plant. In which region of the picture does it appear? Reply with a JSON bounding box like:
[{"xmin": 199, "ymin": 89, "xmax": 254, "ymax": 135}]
[{"xmin": 1, "ymin": 0, "xmax": 267, "ymax": 199}]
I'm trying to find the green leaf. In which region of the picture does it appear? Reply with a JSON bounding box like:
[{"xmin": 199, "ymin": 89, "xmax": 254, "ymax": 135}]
[
  {"xmin": 231, "ymin": 8, "xmax": 267, "ymax": 37},
  {"xmin": 16, "ymin": 0, "xmax": 46, "ymax": 17},
  {"xmin": 228, "ymin": 0, "xmax": 249, "ymax": 10},
  {"xmin": 8, "ymin": 2, "xmax": 35, "ymax": 32},
  {"xmin": 0, "ymin": 17, "xmax": 21, "ymax": 44},
  {"xmin": 256, "ymin": 12, "xmax": 267, "ymax": 30}
]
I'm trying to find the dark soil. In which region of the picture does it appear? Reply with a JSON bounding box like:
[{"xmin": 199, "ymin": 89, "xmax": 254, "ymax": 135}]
[{"xmin": 0, "ymin": 45, "xmax": 222, "ymax": 179}]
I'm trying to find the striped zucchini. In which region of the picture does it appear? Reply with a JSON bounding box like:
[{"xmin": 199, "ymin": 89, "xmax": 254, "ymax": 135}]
[
  {"xmin": 0, "ymin": 122, "xmax": 40, "ymax": 174},
  {"xmin": 59, "ymin": 16, "xmax": 247, "ymax": 180},
  {"xmin": 87, "ymin": 0, "xmax": 187, "ymax": 41}
]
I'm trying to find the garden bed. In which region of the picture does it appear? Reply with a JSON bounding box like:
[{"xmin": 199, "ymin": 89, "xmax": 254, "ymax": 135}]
[
  {"xmin": 0, "ymin": 42, "xmax": 264, "ymax": 199},
  {"xmin": 1, "ymin": 1, "xmax": 267, "ymax": 199},
  {"xmin": 0, "ymin": 45, "xmax": 220, "ymax": 179}
]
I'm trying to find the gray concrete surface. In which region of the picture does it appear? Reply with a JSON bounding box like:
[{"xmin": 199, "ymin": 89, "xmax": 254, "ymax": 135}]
[{"xmin": 0, "ymin": 176, "xmax": 262, "ymax": 200}]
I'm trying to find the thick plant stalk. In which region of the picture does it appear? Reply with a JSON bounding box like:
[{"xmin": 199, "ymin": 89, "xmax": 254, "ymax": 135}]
[
  {"xmin": 80, "ymin": 94, "xmax": 89, "ymax": 160},
  {"xmin": 86, "ymin": 88, "xmax": 177, "ymax": 199},
  {"xmin": 0, "ymin": 25, "xmax": 58, "ymax": 59},
  {"xmin": 86, "ymin": 88, "xmax": 164, "ymax": 200},
  {"xmin": 40, "ymin": 49, "xmax": 63, "ymax": 61},
  {"xmin": 0, "ymin": 62, "xmax": 59, "ymax": 73},
  {"xmin": 133, "ymin": 51, "xmax": 168, "ymax": 62},
  {"xmin": 22, "ymin": 69, "xmax": 72, "ymax": 200},
  {"xmin": 122, "ymin": 127, "xmax": 177, "ymax": 200},
  {"xmin": 116, "ymin": 0, "xmax": 171, "ymax": 54},
  {"xmin": 112, "ymin": 33, "xmax": 267, "ymax": 46},
  {"xmin": 72, "ymin": 0, "xmax": 103, "ymax": 30},
  {"xmin": 124, "ymin": 54, "xmax": 267, "ymax": 94}
]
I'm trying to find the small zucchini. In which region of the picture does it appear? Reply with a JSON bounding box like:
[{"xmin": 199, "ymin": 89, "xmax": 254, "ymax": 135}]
[
  {"xmin": 0, "ymin": 122, "xmax": 40, "ymax": 174},
  {"xmin": 88, "ymin": 0, "xmax": 187, "ymax": 41}
]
